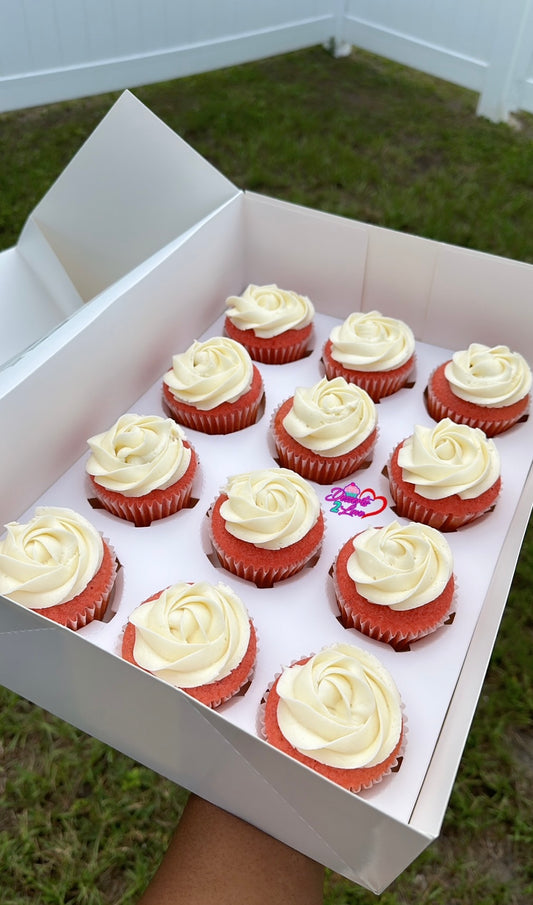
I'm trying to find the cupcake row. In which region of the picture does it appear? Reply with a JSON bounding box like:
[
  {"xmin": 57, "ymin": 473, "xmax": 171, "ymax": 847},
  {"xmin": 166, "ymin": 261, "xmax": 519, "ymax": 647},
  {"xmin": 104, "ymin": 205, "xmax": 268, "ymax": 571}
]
[
  {"xmin": 124, "ymin": 577, "xmax": 405, "ymax": 794},
  {"xmin": 0, "ymin": 500, "xmax": 405, "ymax": 795},
  {"xmin": 223, "ymin": 285, "xmax": 531, "ymax": 434},
  {"xmin": 0, "ymin": 490, "xmax": 406, "ymax": 793}
]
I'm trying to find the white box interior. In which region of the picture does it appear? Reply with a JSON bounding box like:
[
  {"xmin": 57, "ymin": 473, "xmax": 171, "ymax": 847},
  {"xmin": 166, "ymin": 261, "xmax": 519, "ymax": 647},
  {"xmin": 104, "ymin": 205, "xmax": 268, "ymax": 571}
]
[
  {"xmin": 16, "ymin": 307, "xmax": 533, "ymax": 821},
  {"xmin": 1, "ymin": 95, "xmax": 532, "ymax": 893}
]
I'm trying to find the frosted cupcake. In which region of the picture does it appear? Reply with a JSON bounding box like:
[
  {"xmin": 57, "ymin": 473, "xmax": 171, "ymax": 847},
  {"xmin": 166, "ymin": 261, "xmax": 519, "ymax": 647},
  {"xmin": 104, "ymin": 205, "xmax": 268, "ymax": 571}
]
[
  {"xmin": 86, "ymin": 413, "xmax": 198, "ymax": 527},
  {"xmin": 426, "ymin": 343, "xmax": 531, "ymax": 436},
  {"xmin": 224, "ymin": 283, "xmax": 314, "ymax": 364},
  {"xmin": 333, "ymin": 521, "xmax": 456, "ymax": 647},
  {"xmin": 272, "ymin": 377, "xmax": 378, "ymax": 484},
  {"xmin": 262, "ymin": 643, "xmax": 404, "ymax": 792},
  {"xmin": 323, "ymin": 310, "xmax": 416, "ymax": 401},
  {"xmin": 209, "ymin": 467, "xmax": 324, "ymax": 588},
  {"xmin": 388, "ymin": 419, "xmax": 501, "ymax": 531},
  {"xmin": 163, "ymin": 336, "xmax": 264, "ymax": 433},
  {"xmin": 122, "ymin": 580, "xmax": 257, "ymax": 708},
  {"xmin": 0, "ymin": 507, "xmax": 117, "ymax": 630}
]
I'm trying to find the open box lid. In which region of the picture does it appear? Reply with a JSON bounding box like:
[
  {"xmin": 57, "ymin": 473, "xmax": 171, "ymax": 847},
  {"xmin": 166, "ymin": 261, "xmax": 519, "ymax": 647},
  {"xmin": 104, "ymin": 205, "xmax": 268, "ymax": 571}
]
[{"xmin": 0, "ymin": 91, "xmax": 239, "ymax": 370}]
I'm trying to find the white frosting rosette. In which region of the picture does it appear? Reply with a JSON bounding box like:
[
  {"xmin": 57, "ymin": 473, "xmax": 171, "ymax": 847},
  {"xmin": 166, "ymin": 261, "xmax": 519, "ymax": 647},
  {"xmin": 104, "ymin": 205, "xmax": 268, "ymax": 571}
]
[
  {"xmin": 86, "ymin": 414, "xmax": 192, "ymax": 497},
  {"xmin": 225, "ymin": 284, "xmax": 314, "ymax": 337},
  {"xmin": 0, "ymin": 507, "xmax": 103, "ymax": 609},
  {"xmin": 346, "ymin": 521, "xmax": 453, "ymax": 610},
  {"xmin": 444, "ymin": 343, "xmax": 531, "ymax": 407},
  {"xmin": 163, "ymin": 337, "xmax": 253, "ymax": 410},
  {"xmin": 397, "ymin": 419, "xmax": 500, "ymax": 500},
  {"xmin": 282, "ymin": 377, "xmax": 376, "ymax": 456},
  {"xmin": 220, "ymin": 467, "xmax": 321, "ymax": 550},
  {"xmin": 274, "ymin": 643, "xmax": 402, "ymax": 769},
  {"xmin": 329, "ymin": 310, "xmax": 415, "ymax": 372},
  {"xmin": 129, "ymin": 581, "xmax": 251, "ymax": 688}
]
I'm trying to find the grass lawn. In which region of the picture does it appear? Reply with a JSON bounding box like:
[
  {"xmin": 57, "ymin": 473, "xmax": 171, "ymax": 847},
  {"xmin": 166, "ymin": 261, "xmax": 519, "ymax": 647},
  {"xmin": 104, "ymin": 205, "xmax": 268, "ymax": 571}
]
[{"xmin": 0, "ymin": 46, "xmax": 532, "ymax": 904}]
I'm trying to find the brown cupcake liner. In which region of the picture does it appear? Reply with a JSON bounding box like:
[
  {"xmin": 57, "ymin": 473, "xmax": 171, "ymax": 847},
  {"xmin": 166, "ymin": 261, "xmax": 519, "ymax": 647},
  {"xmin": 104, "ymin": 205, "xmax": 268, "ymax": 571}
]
[
  {"xmin": 209, "ymin": 527, "xmax": 324, "ymax": 588},
  {"xmin": 388, "ymin": 472, "xmax": 485, "ymax": 531},
  {"xmin": 241, "ymin": 336, "xmax": 311, "ymax": 365},
  {"xmin": 274, "ymin": 434, "xmax": 377, "ymax": 484},
  {"xmin": 334, "ymin": 579, "xmax": 457, "ymax": 648},
  {"xmin": 188, "ymin": 655, "xmax": 257, "ymax": 709},
  {"xmin": 323, "ymin": 358, "xmax": 414, "ymax": 402},
  {"xmin": 72, "ymin": 538, "xmax": 118, "ymax": 630},
  {"xmin": 170, "ymin": 399, "xmax": 262, "ymax": 434},
  {"xmin": 94, "ymin": 482, "xmax": 195, "ymax": 527},
  {"xmin": 426, "ymin": 392, "xmax": 522, "ymax": 437}
]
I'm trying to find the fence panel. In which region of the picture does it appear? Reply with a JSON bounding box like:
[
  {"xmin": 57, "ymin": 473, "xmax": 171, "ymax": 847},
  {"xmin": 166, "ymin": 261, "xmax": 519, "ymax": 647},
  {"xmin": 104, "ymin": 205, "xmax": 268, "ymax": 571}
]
[
  {"xmin": 0, "ymin": 0, "xmax": 336, "ymax": 113},
  {"xmin": 0, "ymin": 0, "xmax": 533, "ymax": 120}
]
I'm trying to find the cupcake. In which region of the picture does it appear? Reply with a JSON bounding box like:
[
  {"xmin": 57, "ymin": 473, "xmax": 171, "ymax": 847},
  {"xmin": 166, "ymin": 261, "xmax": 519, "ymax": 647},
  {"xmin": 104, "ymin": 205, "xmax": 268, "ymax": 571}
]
[
  {"xmin": 272, "ymin": 377, "xmax": 378, "ymax": 484},
  {"xmin": 426, "ymin": 343, "xmax": 531, "ymax": 436},
  {"xmin": 0, "ymin": 506, "xmax": 117, "ymax": 630},
  {"xmin": 162, "ymin": 336, "xmax": 264, "ymax": 434},
  {"xmin": 388, "ymin": 419, "xmax": 501, "ymax": 531},
  {"xmin": 209, "ymin": 467, "xmax": 324, "ymax": 588},
  {"xmin": 121, "ymin": 580, "xmax": 257, "ymax": 708},
  {"xmin": 224, "ymin": 283, "xmax": 314, "ymax": 364},
  {"xmin": 322, "ymin": 310, "xmax": 416, "ymax": 401},
  {"xmin": 333, "ymin": 520, "xmax": 456, "ymax": 648},
  {"xmin": 86, "ymin": 413, "xmax": 198, "ymax": 528},
  {"xmin": 261, "ymin": 643, "xmax": 404, "ymax": 792}
]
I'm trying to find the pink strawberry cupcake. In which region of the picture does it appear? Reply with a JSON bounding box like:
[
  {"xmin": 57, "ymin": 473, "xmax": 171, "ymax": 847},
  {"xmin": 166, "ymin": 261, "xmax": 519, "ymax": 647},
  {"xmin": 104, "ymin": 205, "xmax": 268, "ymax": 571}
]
[
  {"xmin": 163, "ymin": 336, "xmax": 264, "ymax": 433},
  {"xmin": 272, "ymin": 377, "xmax": 378, "ymax": 484},
  {"xmin": 388, "ymin": 419, "xmax": 501, "ymax": 531},
  {"xmin": 122, "ymin": 580, "xmax": 257, "ymax": 708},
  {"xmin": 262, "ymin": 643, "xmax": 405, "ymax": 792},
  {"xmin": 224, "ymin": 283, "xmax": 314, "ymax": 364},
  {"xmin": 209, "ymin": 467, "xmax": 324, "ymax": 588},
  {"xmin": 426, "ymin": 343, "xmax": 531, "ymax": 436},
  {"xmin": 0, "ymin": 507, "xmax": 117, "ymax": 630},
  {"xmin": 86, "ymin": 413, "xmax": 198, "ymax": 527},
  {"xmin": 323, "ymin": 310, "xmax": 415, "ymax": 401},
  {"xmin": 333, "ymin": 521, "xmax": 456, "ymax": 648}
]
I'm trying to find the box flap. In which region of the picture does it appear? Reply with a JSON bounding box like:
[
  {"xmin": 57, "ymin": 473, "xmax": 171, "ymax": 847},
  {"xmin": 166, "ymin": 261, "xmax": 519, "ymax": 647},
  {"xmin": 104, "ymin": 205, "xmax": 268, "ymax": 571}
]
[
  {"xmin": 0, "ymin": 247, "xmax": 73, "ymax": 367},
  {"xmin": 1, "ymin": 91, "xmax": 239, "ymax": 370},
  {"xmin": 18, "ymin": 91, "xmax": 239, "ymax": 304}
]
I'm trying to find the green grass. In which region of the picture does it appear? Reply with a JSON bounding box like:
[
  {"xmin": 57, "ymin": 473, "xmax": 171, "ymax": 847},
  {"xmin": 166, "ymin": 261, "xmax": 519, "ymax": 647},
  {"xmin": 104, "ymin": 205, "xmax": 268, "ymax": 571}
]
[{"xmin": 1, "ymin": 46, "xmax": 532, "ymax": 904}]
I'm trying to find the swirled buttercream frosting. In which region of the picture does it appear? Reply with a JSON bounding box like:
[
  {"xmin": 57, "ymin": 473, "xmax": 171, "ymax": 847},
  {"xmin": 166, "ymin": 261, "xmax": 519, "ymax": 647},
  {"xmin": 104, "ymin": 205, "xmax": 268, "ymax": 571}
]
[
  {"xmin": 346, "ymin": 521, "xmax": 453, "ymax": 610},
  {"xmin": 282, "ymin": 377, "xmax": 376, "ymax": 456},
  {"xmin": 220, "ymin": 468, "xmax": 321, "ymax": 549},
  {"xmin": 86, "ymin": 414, "xmax": 191, "ymax": 497},
  {"xmin": 397, "ymin": 419, "xmax": 500, "ymax": 500},
  {"xmin": 225, "ymin": 284, "xmax": 314, "ymax": 338},
  {"xmin": 275, "ymin": 643, "xmax": 402, "ymax": 768},
  {"xmin": 444, "ymin": 343, "xmax": 531, "ymax": 407},
  {"xmin": 0, "ymin": 507, "xmax": 103, "ymax": 609},
  {"xmin": 329, "ymin": 310, "xmax": 415, "ymax": 372},
  {"xmin": 163, "ymin": 337, "xmax": 253, "ymax": 410},
  {"xmin": 129, "ymin": 581, "xmax": 251, "ymax": 687}
]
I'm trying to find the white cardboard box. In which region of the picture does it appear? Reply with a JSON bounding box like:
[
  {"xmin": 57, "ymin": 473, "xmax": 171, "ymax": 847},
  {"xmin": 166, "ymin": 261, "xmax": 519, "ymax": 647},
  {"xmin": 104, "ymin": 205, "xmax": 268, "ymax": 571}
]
[{"xmin": 1, "ymin": 92, "xmax": 532, "ymax": 894}]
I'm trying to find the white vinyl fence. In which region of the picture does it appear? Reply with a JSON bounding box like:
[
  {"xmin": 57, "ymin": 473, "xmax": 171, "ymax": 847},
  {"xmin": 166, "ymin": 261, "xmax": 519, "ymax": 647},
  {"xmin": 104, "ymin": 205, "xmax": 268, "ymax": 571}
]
[{"xmin": 1, "ymin": 0, "xmax": 533, "ymax": 121}]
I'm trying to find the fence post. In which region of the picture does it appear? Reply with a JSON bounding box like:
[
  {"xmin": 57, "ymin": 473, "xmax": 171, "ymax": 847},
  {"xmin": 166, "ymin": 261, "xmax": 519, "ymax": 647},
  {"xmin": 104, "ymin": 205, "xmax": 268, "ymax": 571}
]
[
  {"xmin": 477, "ymin": 0, "xmax": 533, "ymax": 121},
  {"xmin": 326, "ymin": 0, "xmax": 352, "ymax": 58}
]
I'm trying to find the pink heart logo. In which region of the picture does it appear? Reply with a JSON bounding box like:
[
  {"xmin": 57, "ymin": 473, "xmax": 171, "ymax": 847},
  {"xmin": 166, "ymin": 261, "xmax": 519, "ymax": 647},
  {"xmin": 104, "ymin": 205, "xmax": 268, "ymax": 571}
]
[{"xmin": 357, "ymin": 488, "xmax": 388, "ymax": 518}]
